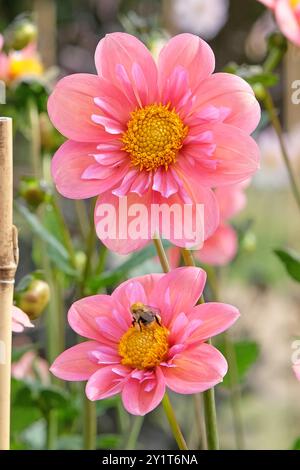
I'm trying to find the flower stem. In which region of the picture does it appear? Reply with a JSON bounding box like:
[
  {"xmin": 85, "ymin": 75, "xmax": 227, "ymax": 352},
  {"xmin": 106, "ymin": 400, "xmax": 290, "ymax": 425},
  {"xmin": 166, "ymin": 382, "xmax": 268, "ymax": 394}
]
[
  {"xmin": 125, "ymin": 416, "xmax": 144, "ymax": 450},
  {"xmin": 205, "ymin": 265, "xmax": 244, "ymax": 450},
  {"xmin": 153, "ymin": 236, "xmax": 170, "ymax": 273},
  {"xmin": 83, "ymin": 391, "xmax": 97, "ymax": 450},
  {"xmin": 181, "ymin": 249, "xmax": 219, "ymax": 450},
  {"xmin": 162, "ymin": 393, "xmax": 188, "ymax": 450},
  {"xmin": 202, "ymin": 378, "xmax": 219, "ymax": 450},
  {"xmin": 262, "ymin": 89, "xmax": 300, "ymax": 213}
]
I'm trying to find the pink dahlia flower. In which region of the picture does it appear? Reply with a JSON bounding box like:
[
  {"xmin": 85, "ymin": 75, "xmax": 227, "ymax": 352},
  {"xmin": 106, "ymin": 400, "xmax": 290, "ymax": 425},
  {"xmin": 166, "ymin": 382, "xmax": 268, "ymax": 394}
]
[
  {"xmin": 12, "ymin": 306, "xmax": 34, "ymax": 333},
  {"xmin": 50, "ymin": 267, "xmax": 239, "ymax": 415},
  {"xmin": 48, "ymin": 33, "xmax": 260, "ymax": 254},
  {"xmin": 258, "ymin": 0, "xmax": 300, "ymax": 46},
  {"xmin": 169, "ymin": 182, "xmax": 248, "ymax": 267}
]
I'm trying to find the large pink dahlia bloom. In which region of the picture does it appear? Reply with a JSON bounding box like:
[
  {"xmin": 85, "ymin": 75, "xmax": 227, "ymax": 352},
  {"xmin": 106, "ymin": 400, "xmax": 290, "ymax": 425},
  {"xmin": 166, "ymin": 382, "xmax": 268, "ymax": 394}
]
[
  {"xmin": 50, "ymin": 267, "xmax": 239, "ymax": 415},
  {"xmin": 48, "ymin": 33, "xmax": 260, "ymax": 254},
  {"xmin": 258, "ymin": 0, "xmax": 300, "ymax": 46}
]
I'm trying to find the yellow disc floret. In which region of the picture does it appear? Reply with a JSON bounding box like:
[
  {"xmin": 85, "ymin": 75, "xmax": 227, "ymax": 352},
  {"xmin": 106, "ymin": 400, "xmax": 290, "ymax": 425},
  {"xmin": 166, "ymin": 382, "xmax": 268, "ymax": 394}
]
[
  {"xmin": 118, "ymin": 321, "xmax": 169, "ymax": 370},
  {"xmin": 9, "ymin": 56, "xmax": 44, "ymax": 81},
  {"xmin": 122, "ymin": 103, "xmax": 188, "ymax": 172}
]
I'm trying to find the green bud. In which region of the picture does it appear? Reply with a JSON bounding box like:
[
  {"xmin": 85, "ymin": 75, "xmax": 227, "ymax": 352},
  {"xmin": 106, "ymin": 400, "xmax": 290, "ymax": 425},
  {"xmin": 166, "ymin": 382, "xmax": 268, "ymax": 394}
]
[
  {"xmin": 252, "ymin": 83, "xmax": 267, "ymax": 101},
  {"xmin": 241, "ymin": 231, "xmax": 257, "ymax": 253},
  {"xmin": 19, "ymin": 177, "xmax": 50, "ymax": 209},
  {"xmin": 18, "ymin": 279, "xmax": 50, "ymax": 320},
  {"xmin": 6, "ymin": 19, "xmax": 37, "ymax": 51},
  {"xmin": 75, "ymin": 251, "xmax": 87, "ymax": 273}
]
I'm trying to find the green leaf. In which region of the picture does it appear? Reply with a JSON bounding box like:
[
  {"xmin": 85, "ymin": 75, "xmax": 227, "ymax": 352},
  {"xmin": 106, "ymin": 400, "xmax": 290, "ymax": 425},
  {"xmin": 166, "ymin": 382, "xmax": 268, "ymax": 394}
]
[
  {"xmin": 274, "ymin": 248, "xmax": 300, "ymax": 283},
  {"xmin": 15, "ymin": 202, "xmax": 77, "ymax": 276},
  {"xmin": 292, "ymin": 437, "xmax": 300, "ymax": 450},
  {"xmin": 11, "ymin": 406, "xmax": 42, "ymax": 434},
  {"xmin": 218, "ymin": 340, "xmax": 260, "ymax": 387}
]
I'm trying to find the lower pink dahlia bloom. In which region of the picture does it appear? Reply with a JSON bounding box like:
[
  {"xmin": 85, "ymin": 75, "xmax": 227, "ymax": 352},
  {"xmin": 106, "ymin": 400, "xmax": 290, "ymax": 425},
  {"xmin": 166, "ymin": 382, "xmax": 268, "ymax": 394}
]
[
  {"xmin": 169, "ymin": 182, "xmax": 248, "ymax": 267},
  {"xmin": 12, "ymin": 306, "xmax": 34, "ymax": 333},
  {"xmin": 258, "ymin": 0, "xmax": 300, "ymax": 46},
  {"xmin": 48, "ymin": 32, "xmax": 260, "ymax": 254},
  {"xmin": 50, "ymin": 267, "xmax": 239, "ymax": 415}
]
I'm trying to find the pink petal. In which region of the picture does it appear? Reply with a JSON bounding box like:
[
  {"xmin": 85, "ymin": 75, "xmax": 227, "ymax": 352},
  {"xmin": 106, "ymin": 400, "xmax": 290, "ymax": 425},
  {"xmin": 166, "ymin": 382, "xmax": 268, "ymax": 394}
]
[
  {"xmin": 86, "ymin": 365, "xmax": 130, "ymax": 401},
  {"xmin": 48, "ymin": 73, "xmax": 114, "ymax": 142},
  {"xmin": 154, "ymin": 267, "xmax": 207, "ymax": 326},
  {"xmin": 95, "ymin": 32, "xmax": 158, "ymax": 106},
  {"xmin": 194, "ymin": 72, "xmax": 261, "ymax": 134},
  {"xmin": 155, "ymin": 172, "xmax": 220, "ymax": 247},
  {"xmin": 187, "ymin": 302, "xmax": 240, "ymax": 343},
  {"xmin": 179, "ymin": 123, "xmax": 260, "ymax": 188},
  {"xmin": 112, "ymin": 274, "xmax": 164, "ymax": 314},
  {"xmin": 258, "ymin": 0, "xmax": 275, "ymax": 8},
  {"xmin": 168, "ymin": 246, "xmax": 181, "ymax": 270},
  {"xmin": 94, "ymin": 191, "xmax": 153, "ymax": 255},
  {"xmin": 51, "ymin": 140, "xmax": 129, "ymax": 199},
  {"xmin": 162, "ymin": 342, "xmax": 228, "ymax": 394},
  {"xmin": 68, "ymin": 295, "xmax": 118, "ymax": 343},
  {"xmin": 195, "ymin": 223, "xmax": 238, "ymax": 266},
  {"xmin": 12, "ymin": 306, "xmax": 34, "ymax": 333},
  {"xmin": 50, "ymin": 341, "xmax": 101, "ymax": 381},
  {"xmin": 158, "ymin": 34, "xmax": 215, "ymax": 96},
  {"xmin": 122, "ymin": 368, "xmax": 165, "ymax": 415}
]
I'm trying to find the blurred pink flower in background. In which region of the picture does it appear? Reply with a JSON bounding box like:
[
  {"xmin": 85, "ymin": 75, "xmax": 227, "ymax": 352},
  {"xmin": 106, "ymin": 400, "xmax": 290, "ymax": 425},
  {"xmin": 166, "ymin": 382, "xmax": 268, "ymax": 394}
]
[
  {"xmin": 12, "ymin": 306, "xmax": 34, "ymax": 333},
  {"xmin": 12, "ymin": 350, "xmax": 50, "ymax": 385},
  {"xmin": 171, "ymin": 0, "xmax": 229, "ymax": 39},
  {"xmin": 258, "ymin": 0, "xmax": 300, "ymax": 46},
  {"xmin": 50, "ymin": 267, "xmax": 239, "ymax": 415},
  {"xmin": 48, "ymin": 32, "xmax": 260, "ymax": 254},
  {"xmin": 0, "ymin": 33, "xmax": 43, "ymax": 83},
  {"xmin": 169, "ymin": 182, "xmax": 248, "ymax": 267}
]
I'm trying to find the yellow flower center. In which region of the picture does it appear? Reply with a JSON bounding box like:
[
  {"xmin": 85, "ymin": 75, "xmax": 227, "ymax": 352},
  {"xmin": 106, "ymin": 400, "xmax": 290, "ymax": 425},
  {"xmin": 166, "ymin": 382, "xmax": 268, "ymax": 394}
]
[
  {"xmin": 118, "ymin": 320, "xmax": 169, "ymax": 370},
  {"xmin": 122, "ymin": 103, "xmax": 188, "ymax": 172}
]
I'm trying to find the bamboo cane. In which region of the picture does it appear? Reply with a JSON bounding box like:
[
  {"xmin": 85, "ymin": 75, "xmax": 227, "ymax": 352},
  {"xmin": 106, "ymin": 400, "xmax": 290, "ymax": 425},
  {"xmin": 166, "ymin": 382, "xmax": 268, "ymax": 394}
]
[{"xmin": 0, "ymin": 117, "xmax": 17, "ymax": 450}]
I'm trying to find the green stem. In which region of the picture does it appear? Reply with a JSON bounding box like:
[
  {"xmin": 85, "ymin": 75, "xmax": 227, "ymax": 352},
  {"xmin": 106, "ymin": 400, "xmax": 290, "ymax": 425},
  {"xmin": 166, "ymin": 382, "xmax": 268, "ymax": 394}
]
[
  {"xmin": 263, "ymin": 47, "xmax": 285, "ymax": 74},
  {"xmin": 51, "ymin": 196, "xmax": 77, "ymax": 269},
  {"xmin": 202, "ymin": 375, "xmax": 219, "ymax": 450},
  {"xmin": 162, "ymin": 393, "xmax": 188, "ymax": 450},
  {"xmin": 153, "ymin": 236, "xmax": 170, "ymax": 273},
  {"xmin": 28, "ymin": 98, "xmax": 42, "ymax": 178},
  {"xmin": 125, "ymin": 417, "xmax": 144, "ymax": 450},
  {"xmin": 75, "ymin": 200, "xmax": 89, "ymax": 242},
  {"xmin": 79, "ymin": 200, "xmax": 97, "ymax": 297},
  {"xmin": 180, "ymin": 249, "xmax": 219, "ymax": 450},
  {"xmin": 262, "ymin": 89, "xmax": 300, "ymax": 213},
  {"xmin": 205, "ymin": 266, "xmax": 245, "ymax": 450},
  {"xmin": 45, "ymin": 410, "xmax": 58, "ymax": 450},
  {"xmin": 83, "ymin": 392, "xmax": 97, "ymax": 450},
  {"xmin": 224, "ymin": 332, "xmax": 245, "ymax": 450}
]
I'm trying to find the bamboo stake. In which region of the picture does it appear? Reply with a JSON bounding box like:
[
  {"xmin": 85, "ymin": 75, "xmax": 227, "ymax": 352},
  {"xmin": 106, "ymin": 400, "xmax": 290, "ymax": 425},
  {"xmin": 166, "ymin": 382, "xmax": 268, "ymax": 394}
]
[{"xmin": 0, "ymin": 117, "xmax": 17, "ymax": 450}]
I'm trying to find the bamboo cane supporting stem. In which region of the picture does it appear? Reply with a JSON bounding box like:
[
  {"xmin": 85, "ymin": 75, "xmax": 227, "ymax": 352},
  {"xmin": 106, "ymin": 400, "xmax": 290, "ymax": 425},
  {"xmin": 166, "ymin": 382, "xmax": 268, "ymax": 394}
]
[{"xmin": 0, "ymin": 117, "xmax": 17, "ymax": 450}]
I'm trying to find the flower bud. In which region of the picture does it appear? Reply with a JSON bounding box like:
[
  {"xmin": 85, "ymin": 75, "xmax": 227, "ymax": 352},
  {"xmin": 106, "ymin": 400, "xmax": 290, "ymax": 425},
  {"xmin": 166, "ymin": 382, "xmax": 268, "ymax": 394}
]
[
  {"xmin": 19, "ymin": 177, "xmax": 50, "ymax": 209},
  {"xmin": 39, "ymin": 113, "xmax": 64, "ymax": 152},
  {"xmin": 75, "ymin": 251, "xmax": 87, "ymax": 274},
  {"xmin": 6, "ymin": 19, "xmax": 37, "ymax": 51},
  {"xmin": 252, "ymin": 83, "xmax": 266, "ymax": 101},
  {"xmin": 18, "ymin": 279, "xmax": 50, "ymax": 320},
  {"xmin": 241, "ymin": 231, "xmax": 257, "ymax": 253}
]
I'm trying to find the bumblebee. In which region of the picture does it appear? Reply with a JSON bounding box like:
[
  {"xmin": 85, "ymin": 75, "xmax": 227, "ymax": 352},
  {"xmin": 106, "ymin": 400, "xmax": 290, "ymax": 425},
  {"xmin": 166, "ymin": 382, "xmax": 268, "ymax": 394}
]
[{"xmin": 130, "ymin": 302, "xmax": 162, "ymax": 330}]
